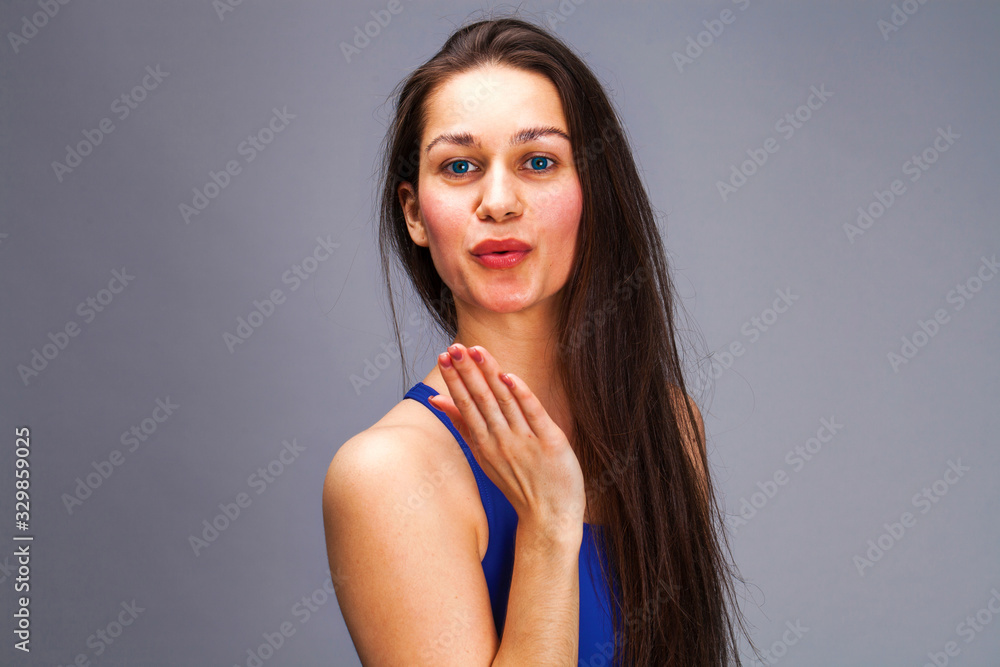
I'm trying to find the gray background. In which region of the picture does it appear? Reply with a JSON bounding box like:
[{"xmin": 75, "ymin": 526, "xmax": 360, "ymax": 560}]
[{"xmin": 1, "ymin": 1, "xmax": 998, "ymax": 665}]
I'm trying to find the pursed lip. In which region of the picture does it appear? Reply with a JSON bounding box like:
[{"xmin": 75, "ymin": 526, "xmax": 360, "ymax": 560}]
[{"xmin": 471, "ymin": 238, "xmax": 532, "ymax": 255}]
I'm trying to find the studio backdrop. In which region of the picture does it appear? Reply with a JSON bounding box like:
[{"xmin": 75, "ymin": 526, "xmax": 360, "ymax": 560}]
[{"xmin": 1, "ymin": 1, "xmax": 998, "ymax": 665}]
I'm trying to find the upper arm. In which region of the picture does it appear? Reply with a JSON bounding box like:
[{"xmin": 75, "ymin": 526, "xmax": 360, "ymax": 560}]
[{"xmin": 322, "ymin": 428, "xmax": 499, "ymax": 666}]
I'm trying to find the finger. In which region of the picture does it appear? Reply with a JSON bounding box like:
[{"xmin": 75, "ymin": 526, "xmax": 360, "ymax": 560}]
[
  {"xmin": 428, "ymin": 391, "xmax": 500, "ymax": 491},
  {"xmin": 466, "ymin": 345, "xmax": 530, "ymax": 435},
  {"xmin": 502, "ymin": 372, "xmax": 562, "ymax": 442},
  {"xmin": 437, "ymin": 349, "xmax": 491, "ymax": 444},
  {"xmin": 426, "ymin": 394, "xmax": 471, "ymax": 442},
  {"xmin": 444, "ymin": 344, "xmax": 510, "ymax": 439}
]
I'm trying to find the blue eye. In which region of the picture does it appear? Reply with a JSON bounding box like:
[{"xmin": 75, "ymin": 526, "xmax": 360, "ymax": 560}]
[
  {"xmin": 442, "ymin": 156, "xmax": 555, "ymax": 177},
  {"xmin": 529, "ymin": 156, "xmax": 552, "ymax": 171}
]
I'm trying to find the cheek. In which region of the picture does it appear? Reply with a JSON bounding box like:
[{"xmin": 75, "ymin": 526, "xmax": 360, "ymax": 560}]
[
  {"xmin": 418, "ymin": 190, "xmax": 466, "ymax": 268},
  {"xmin": 542, "ymin": 182, "xmax": 583, "ymax": 256},
  {"xmin": 418, "ymin": 189, "xmax": 462, "ymax": 232}
]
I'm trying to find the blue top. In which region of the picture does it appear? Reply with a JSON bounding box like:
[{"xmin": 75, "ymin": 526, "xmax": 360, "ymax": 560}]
[{"xmin": 403, "ymin": 381, "xmax": 620, "ymax": 664}]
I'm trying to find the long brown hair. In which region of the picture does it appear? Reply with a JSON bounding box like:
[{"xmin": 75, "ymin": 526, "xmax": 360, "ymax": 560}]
[{"xmin": 374, "ymin": 12, "xmax": 758, "ymax": 666}]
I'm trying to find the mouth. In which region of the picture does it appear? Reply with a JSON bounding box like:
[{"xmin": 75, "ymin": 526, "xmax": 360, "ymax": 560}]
[
  {"xmin": 471, "ymin": 238, "xmax": 532, "ymax": 255},
  {"xmin": 471, "ymin": 248, "xmax": 530, "ymax": 269}
]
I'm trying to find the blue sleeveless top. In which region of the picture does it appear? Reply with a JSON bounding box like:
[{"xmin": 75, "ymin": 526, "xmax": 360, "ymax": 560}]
[{"xmin": 404, "ymin": 381, "xmax": 620, "ymax": 664}]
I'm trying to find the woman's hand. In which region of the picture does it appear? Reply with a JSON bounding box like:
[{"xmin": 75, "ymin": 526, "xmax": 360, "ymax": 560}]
[{"xmin": 426, "ymin": 343, "xmax": 586, "ymax": 541}]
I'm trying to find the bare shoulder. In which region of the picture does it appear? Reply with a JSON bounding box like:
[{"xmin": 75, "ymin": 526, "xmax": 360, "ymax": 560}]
[
  {"xmin": 323, "ymin": 396, "xmax": 487, "ymax": 554},
  {"xmin": 667, "ymin": 384, "xmax": 709, "ymax": 495},
  {"xmin": 322, "ymin": 397, "xmax": 496, "ymax": 665},
  {"xmin": 668, "ymin": 385, "xmax": 705, "ymax": 447},
  {"xmin": 325, "ymin": 413, "xmax": 433, "ymax": 499},
  {"xmin": 324, "ymin": 397, "xmax": 484, "ymax": 528}
]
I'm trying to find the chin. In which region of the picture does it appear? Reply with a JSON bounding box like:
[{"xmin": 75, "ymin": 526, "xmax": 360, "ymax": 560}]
[{"xmin": 475, "ymin": 287, "xmax": 538, "ymax": 313}]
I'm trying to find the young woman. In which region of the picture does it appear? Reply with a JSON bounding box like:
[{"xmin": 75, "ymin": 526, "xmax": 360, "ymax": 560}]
[{"xmin": 323, "ymin": 14, "xmax": 756, "ymax": 666}]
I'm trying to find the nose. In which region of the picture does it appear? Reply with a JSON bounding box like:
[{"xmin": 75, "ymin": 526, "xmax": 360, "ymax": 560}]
[{"xmin": 475, "ymin": 165, "xmax": 523, "ymax": 222}]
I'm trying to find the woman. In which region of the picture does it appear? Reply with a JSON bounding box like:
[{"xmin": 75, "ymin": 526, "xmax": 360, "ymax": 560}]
[{"xmin": 323, "ymin": 14, "xmax": 757, "ymax": 666}]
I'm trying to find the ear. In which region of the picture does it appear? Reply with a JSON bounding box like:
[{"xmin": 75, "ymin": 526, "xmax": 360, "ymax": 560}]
[{"xmin": 398, "ymin": 181, "xmax": 429, "ymax": 248}]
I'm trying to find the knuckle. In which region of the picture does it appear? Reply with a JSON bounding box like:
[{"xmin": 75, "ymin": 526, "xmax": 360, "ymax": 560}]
[
  {"xmin": 468, "ymin": 385, "xmax": 491, "ymax": 404},
  {"xmin": 497, "ymin": 392, "xmax": 518, "ymax": 410},
  {"xmin": 520, "ymin": 404, "xmax": 541, "ymax": 422},
  {"xmin": 469, "ymin": 425, "xmax": 490, "ymax": 446}
]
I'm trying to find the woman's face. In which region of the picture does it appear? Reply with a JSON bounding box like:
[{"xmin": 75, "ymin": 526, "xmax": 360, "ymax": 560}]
[{"xmin": 398, "ymin": 65, "xmax": 583, "ymax": 317}]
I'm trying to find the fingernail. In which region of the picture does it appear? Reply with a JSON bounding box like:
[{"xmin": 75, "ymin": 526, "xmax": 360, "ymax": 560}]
[
  {"xmin": 448, "ymin": 345, "xmax": 463, "ymax": 361},
  {"xmin": 469, "ymin": 347, "xmax": 483, "ymax": 363},
  {"xmin": 501, "ymin": 373, "xmax": 514, "ymax": 389},
  {"xmin": 439, "ymin": 352, "xmax": 452, "ymax": 368}
]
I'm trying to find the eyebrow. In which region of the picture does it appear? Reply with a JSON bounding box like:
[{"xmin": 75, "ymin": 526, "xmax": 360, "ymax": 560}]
[{"xmin": 424, "ymin": 126, "xmax": 571, "ymax": 155}]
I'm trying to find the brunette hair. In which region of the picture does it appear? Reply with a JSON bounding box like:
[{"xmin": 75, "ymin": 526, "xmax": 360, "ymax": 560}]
[{"xmin": 374, "ymin": 12, "xmax": 758, "ymax": 666}]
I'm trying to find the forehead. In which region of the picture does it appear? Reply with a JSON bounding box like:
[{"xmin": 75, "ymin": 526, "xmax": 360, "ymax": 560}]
[{"xmin": 422, "ymin": 65, "xmax": 568, "ymax": 147}]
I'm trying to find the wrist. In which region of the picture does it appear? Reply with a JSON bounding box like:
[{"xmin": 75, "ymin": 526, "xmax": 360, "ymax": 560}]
[{"xmin": 515, "ymin": 513, "xmax": 583, "ymax": 555}]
